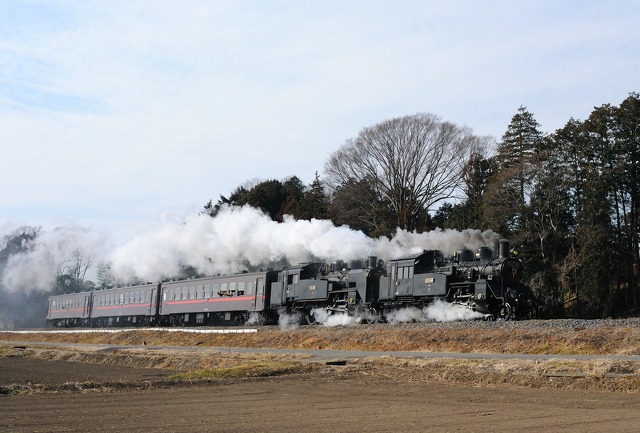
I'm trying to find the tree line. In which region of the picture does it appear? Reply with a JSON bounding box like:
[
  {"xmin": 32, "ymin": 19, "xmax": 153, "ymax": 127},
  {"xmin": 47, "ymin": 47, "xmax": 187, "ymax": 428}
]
[{"xmin": 206, "ymin": 93, "xmax": 640, "ymax": 319}]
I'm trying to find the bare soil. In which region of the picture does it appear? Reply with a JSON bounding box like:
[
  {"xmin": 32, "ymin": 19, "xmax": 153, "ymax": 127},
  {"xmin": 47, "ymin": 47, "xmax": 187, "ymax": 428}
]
[{"xmin": 3, "ymin": 322, "xmax": 640, "ymax": 432}]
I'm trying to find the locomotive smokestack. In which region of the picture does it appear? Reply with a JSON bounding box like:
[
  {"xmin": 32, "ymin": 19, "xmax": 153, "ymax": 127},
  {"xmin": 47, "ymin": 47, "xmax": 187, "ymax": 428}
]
[{"xmin": 499, "ymin": 239, "xmax": 510, "ymax": 259}]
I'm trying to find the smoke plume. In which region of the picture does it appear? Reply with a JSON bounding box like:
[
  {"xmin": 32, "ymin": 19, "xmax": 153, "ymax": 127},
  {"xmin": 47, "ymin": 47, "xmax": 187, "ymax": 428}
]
[
  {"xmin": 1, "ymin": 225, "xmax": 107, "ymax": 293},
  {"xmin": 109, "ymin": 205, "xmax": 500, "ymax": 283},
  {"xmin": 1, "ymin": 205, "xmax": 501, "ymax": 290}
]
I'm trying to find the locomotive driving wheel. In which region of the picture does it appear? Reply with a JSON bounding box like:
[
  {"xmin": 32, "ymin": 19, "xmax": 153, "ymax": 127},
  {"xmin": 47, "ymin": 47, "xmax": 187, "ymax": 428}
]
[
  {"xmin": 362, "ymin": 307, "xmax": 379, "ymax": 324},
  {"xmin": 498, "ymin": 303, "xmax": 513, "ymax": 320},
  {"xmin": 304, "ymin": 310, "xmax": 317, "ymax": 325}
]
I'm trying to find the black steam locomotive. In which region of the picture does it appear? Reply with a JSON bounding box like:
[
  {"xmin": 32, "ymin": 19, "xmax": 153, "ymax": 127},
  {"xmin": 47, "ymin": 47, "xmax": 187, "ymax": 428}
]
[{"xmin": 47, "ymin": 239, "xmax": 536, "ymax": 327}]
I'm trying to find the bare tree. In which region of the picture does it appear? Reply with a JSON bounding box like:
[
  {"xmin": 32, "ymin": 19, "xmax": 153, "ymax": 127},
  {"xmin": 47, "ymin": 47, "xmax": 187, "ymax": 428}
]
[
  {"xmin": 324, "ymin": 113, "xmax": 490, "ymax": 231},
  {"xmin": 55, "ymin": 248, "xmax": 94, "ymax": 293}
]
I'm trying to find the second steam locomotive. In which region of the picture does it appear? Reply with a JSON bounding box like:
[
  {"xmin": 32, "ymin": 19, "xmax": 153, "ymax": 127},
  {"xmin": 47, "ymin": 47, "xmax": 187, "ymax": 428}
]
[{"xmin": 47, "ymin": 239, "xmax": 536, "ymax": 327}]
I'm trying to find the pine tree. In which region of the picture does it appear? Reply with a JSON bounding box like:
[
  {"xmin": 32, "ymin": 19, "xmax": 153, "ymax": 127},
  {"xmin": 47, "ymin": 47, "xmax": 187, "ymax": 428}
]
[{"xmin": 484, "ymin": 106, "xmax": 545, "ymax": 238}]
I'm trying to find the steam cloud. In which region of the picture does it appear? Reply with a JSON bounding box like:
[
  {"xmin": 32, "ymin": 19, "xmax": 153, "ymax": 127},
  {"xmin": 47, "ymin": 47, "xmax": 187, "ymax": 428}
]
[
  {"xmin": 309, "ymin": 301, "xmax": 486, "ymax": 327},
  {"xmin": 109, "ymin": 205, "xmax": 500, "ymax": 283},
  {"xmin": 1, "ymin": 205, "xmax": 501, "ymax": 291},
  {"xmin": 1, "ymin": 226, "xmax": 108, "ymax": 293}
]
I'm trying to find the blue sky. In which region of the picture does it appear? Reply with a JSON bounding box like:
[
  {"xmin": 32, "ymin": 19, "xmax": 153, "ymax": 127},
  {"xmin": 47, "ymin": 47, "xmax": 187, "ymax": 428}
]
[{"xmin": 1, "ymin": 0, "xmax": 639, "ymax": 247}]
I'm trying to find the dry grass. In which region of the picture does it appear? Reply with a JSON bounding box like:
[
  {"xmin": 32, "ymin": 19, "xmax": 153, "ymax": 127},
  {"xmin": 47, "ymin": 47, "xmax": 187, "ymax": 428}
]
[
  {"xmin": 4, "ymin": 323, "xmax": 640, "ymax": 393},
  {"xmin": 4, "ymin": 324, "xmax": 640, "ymax": 355},
  {"xmin": 168, "ymin": 362, "xmax": 315, "ymax": 380}
]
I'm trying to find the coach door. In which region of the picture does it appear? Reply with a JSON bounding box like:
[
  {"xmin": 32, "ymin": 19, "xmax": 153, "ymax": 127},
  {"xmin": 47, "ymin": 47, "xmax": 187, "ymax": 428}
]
[
  {"xmin": 149, "ymin": 287, "xmax": 156, "ymax": 315},
  {"xmin": 253, "ymin": 278, "xmax": 265, "ymax": 311},
  {"xmin": 84, "ymin": 294, "xmax": 91, "ymax": 319}
]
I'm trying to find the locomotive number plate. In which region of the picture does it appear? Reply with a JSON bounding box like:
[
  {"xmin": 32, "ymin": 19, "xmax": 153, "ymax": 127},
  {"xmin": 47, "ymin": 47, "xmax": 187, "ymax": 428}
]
[{"xmin": 425, "ymin": 277, "xmax": 435, "ymax": 284}]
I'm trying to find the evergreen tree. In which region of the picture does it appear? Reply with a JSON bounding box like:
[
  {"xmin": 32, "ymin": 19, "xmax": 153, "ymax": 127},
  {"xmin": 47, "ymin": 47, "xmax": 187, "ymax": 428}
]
[
  {"xmin": 612, "ymin": 93, "xmax": 640, "ymax": 312},
  {"xmin": 278, "ymin": 176, "xmax": 306, "ymax": 220},
  {"xmin": 574, "ymin": 174, "xmax": 612, "ymax": 317},
  {"xmin": 488, "ymin": 106, "xmax": 546, "ymax": 236},
  {"xmin": 296, "ymin": 172, "xmax": 329, "ymax": 220}
]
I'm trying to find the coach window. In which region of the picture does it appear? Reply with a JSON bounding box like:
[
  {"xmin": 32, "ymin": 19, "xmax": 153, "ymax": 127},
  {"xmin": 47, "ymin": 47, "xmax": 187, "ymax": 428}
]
[
  {"xmin": 212, "ymin": 283, "xmax": 219, "ymax": 297},
  {"xmin": 238, "ymin": 282, "xmax": 245, "ymax": 296},
  {"xmin": 220, "ymin": 283, "xmax": 228, "ymax": 296},
  {"xmin": 196, "ymin": 286, "xmax": 204, "ymax": 299},
  {"xmin": 181, "ymin": 287, "xmax": 188, "ymax": 300},
  {"xmin": 230, "ymin": 282, "xmax": 236, "ymax": 296},
  {"xmin": 175, "ymin": 289, "xmax": 181, "ymax": 301},
  {"xmin": 189, "ymin": 286, "xmax": 195, "ymax": 300},
  {"xmin": 204, "ymin": 285, "xmax": 211, "ymax": 298}
]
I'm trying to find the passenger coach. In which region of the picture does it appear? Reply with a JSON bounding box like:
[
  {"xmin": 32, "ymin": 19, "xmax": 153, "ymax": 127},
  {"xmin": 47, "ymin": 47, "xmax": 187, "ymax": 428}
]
[
  {"xmin": 47, "ymin": 291, "xmax": 93, "ymax": 327},
  {"xmin": 159, "ymin": 269, "xmax": 280, "ymax": 326}
]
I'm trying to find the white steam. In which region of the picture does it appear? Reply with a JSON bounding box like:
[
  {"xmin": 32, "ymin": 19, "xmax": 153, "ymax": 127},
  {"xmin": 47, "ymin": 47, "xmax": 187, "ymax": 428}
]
[
  {"xmin": 1, "ymin": 226, "xmax": 107, "ymax": 293},
  {"xmin": 306, "ymin": 301, "xmax": 486, "ymax": 328},
  {"xmin": 311, "ymin": 309, "xmax": 360, "ymax": 327},
  {"xmin": 385, "ymin": 301, "xmax": 486, "ymax": 323},
  {"xmin": 277, "ymin": 309, "xmax": 301, "ymax": 331},
  {"xmin": 109, "ymin": 205, "xmax": 500, "ymax": 283},
  {"xmin": 1, "ymin": 205, "xmax": 501, "ymax": 292}
]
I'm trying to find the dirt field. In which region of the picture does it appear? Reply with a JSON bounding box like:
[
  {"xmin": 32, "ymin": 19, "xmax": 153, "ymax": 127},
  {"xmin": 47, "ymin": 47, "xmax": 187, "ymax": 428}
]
[
  {"xmin": 2, "ymin": 354, "xmax": 640, "ymax": 433},
  {"xmin": 3, "ymin": 321, "xmax": 640, "ymax": 432}
]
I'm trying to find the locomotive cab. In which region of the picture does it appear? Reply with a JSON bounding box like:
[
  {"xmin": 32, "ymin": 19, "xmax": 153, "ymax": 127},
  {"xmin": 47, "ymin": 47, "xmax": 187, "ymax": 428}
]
[{"xmin": 378, "ymin": 250, "xmax": 449, "ymax": 309}]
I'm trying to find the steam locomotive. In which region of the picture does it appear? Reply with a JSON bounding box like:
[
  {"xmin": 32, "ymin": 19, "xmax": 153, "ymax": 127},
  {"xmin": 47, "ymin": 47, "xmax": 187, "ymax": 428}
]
[{"xmin": 46, "ymin": 239, "xmax": 536, "ymax": 327}]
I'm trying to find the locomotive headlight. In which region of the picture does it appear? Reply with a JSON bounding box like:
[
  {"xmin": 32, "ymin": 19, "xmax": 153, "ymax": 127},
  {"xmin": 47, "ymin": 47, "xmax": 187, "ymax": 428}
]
[{"xmin": 476, "ymin": 293, "xmax": 484, "ymax": 300}]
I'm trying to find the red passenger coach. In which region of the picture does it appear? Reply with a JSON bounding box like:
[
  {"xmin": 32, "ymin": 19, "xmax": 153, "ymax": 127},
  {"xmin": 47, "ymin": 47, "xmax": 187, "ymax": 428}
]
[
  {"xmin": 159, "ymin": 270, "xmax": 279, "ymax": 325},
  {"xmin": 90, "ymin": 283, "xmax": 160, "ymax": 327},
  {"xmin": 47, "ymin": 291, "xmax": 93, "ymax": 327}
]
